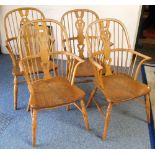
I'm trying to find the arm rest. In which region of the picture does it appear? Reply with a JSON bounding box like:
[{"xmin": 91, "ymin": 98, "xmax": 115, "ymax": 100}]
[
  {"xmin": 5, "ymin": 39, "xmax": 17, "ymax": 66},
  {"xmin": 128, "ymin": 49, "xmax": 151, "ymax": 80},
  {"xmin": 49, "ymin": 51, "xmax": 84, "ymax": 64},
  {"xmin": 128, "ymin": 49, "xmax": 151, "ymax": 61},
  {"xmin": 49, "ymin": 51, "xmax": 85, "ymax": 84},
  {"xmin": 89, "ymin": 57, "xmax": 103, "ymax": 71}
]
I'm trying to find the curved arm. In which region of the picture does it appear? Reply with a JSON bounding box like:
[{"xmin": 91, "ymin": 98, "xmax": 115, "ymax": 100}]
[
  {"xmin": 89, "ymin": 56, "xmax": 104, "ymax": 88},
  {"xmin": 49, "ymin": 51, "xmax": 85, "ymax": 85},
  {"xmin": 5, "ymin": 39, "xmax": 17, "ymax": 66},
  {"xmin": 128, "ymin": 50, "xmax": 151, "ymax": 80},
  {"xmin": 128, "ymin": 49, "xmax": 151, "ymax": 60},
  {"xmin": 49, "ymin": 51, "xmax": 84, "ymax": 64},
  {"xmin": 89, "ymin": 57, "xmax": 103, "ymax": 71}
]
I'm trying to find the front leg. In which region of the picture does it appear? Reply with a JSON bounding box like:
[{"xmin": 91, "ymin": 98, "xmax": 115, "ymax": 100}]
[
  {"xmin": 102, "ymin": 102, "xmax": 112, "ymax": 140},
  {"xmin": 145, "ymin": 94, "xmax": 150, "ymax": 124},
  {"xmin": 86, "ymin": 87, "xmax": 97, "ymax": 108},
  {"xmin": 32, "ymin": 109, "xmax": 37, "ymax": 146},
  {"xmin": 80, "ymin": 99, "xmax": 90, "ymax": 130},
  {"xmin": 14, "ymin": 75, "xmax": 18, "ymax": 110}
]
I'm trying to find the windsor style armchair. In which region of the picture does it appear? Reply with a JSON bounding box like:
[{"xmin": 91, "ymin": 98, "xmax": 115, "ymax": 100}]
[
  {"xmin": 18, "ymin": 19, "xmax": 89, "ymax": 146},
  {"xmin": 61, "ymin": 9, "xmax": 99, "ymax": 81},
  {"xmin": 4, "ymin": 7, "xmax": 55, "ymax": 110},
  {"xmin": 86, "ymin": 18, "xmax": 151, "ymax": 140}
]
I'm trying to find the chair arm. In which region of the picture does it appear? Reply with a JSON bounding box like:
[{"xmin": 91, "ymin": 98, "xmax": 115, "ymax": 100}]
[
  {"xmin": 128, "ymin": 49, "xmax": 151, "ymax": 61},
  {"xmin": 49, "ymin": 51, "xmax": 85, "ymax": 85},
  {"xmin": 128, "ymin": 49, "xmax": 151, "ymax": 80},
  {"xmin": 5, "ymin": 39, "xmax": 17, "ymax": 66},
  {"xmin": 49, "ymin": 51, "xmax": 84, "ymax": 64},
  {"xmin": 89, "ymin": 57, "xmax": 103, "ymax": 71}
]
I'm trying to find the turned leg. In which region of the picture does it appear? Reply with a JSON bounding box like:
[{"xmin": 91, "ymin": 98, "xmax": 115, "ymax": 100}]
[
  {"xmin": 27, "ymin": 96, "xmax": 31, "ymax": 112},
  {"xmin": 80, "ymin": 100, "xmax": 90, "ymax": 130},
  {"xmin": 14, "ymin": 75, "xmax": 18, "ymax": 110},
  {"xmin": 32, "ymin": 109, "xmax": 37, "ymax": 146},
  {"xmin": 27, "ymin": 104, "xmax": 30, "ymax": 112},
  {"xmin": 102, "ymin": 102, "xmax": 112, "ymax": 140},
  {"xmin": 86, "ymin": 87, "xmax": 97, "ymax": 108},
  {"xmin": 145, "ymin": 94, "xmax": 151, "ymax": 124},
  {"xmin": 66, "ymin": 105, "xmax": 71, "ymax": 111}
]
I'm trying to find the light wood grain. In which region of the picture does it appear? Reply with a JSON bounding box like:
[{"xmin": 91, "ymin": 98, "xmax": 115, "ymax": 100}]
[
  {"xmin": 18, "ymin": 19, "xmax": 89, "ymax": 146},
  {"xmin": 86, "ymin": 18, "xmax": 151, "ymax": 140},
  {"xmin": 4, "ymin": 7, "xmax": 45, "ymax": 110},
  {"xmin": 61, "ymin": 9, "xmax": 99, "ymax": 81}
]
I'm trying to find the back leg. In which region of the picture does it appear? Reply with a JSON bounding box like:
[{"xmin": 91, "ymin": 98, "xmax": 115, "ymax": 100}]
[
  {"xmin": 86, "ymin": 87, "xmax": 97, "ymax": 108},
  {"xmin": 102, "ymin": 102, "xmax": 112, "ymax": 140},
  {"xmin": 145, "ymin": 94, "xmax": 150, "ymax": 124},
  {"xmin": 80, "ymin": 99, "xmax": 90, "ymax": 130}
]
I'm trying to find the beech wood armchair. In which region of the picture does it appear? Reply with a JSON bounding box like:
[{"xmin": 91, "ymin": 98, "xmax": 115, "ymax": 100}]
[
  {"xmin": 86, "ymin": 18, "xmax": 151, "ymax": 140},
  {"xmin": 4, "ymin": 7, "xmax": 48, "ymax": 110},
  {"xmin": 18, "ymin": 19, "xmax": 89, "ymax": 146},
  {"xmin": 61, "ymin": 9, "xmax": 99, "ymax": 82}
]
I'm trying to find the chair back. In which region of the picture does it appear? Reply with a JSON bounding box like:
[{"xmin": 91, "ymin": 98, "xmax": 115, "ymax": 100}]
[
  {"xmin": 4, "ymin": 7, "xmax": 45, "ymax": 65},
  {"xmin": 61, "ymin": 9, "xmax": 99, "ymax": 59},
  {"xmin": 86, "ymin": 18, "xmax": 141, "ymax": 79},
  {"xmin": 19, "ymin": 19, "xmax": 81, "ymax": 85}
]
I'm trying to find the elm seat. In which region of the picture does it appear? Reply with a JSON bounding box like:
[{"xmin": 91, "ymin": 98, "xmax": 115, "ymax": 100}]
[
  {"xmin": 75, "ymin": 59, "xmax": 94, "ymax": 77},
  {"xmin": 30, "ymin": 77, "xmax": 85, "ymax": 109},
  {"xmin": 102, "ymin": 74, "xmax": 150, "ymax": 103},
  {"xmin": 75, "ymin": 58, "xmax": 106, "ymax": 77}
]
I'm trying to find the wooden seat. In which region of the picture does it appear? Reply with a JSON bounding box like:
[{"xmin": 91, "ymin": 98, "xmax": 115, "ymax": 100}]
[
  {"xmin": 75, "ymin": 58, "xmax": 106, "ymax": 77},
  {"xmin": 4, "ymin": 7, "xmax": 46, "ymax": 110},
  {"xmin": 19, "ymin": 19, "xmax": 89, "ymax": 146},
  {"xmin": 102, "ymin": 73, "xmax": 150, "ymax": 103},
  {"xmin": 30, "ymin": 77, "xmax": 85, "ymax": 109},
  {"xmin": 86, "ymin": 18, "xmax": 151, "ymax": 140},
  {"xmin": 75, "ymin": 58, "xmax": 94, "ymax": 77}
]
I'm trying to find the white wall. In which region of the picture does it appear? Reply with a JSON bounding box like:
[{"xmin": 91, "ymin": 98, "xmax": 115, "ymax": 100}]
[{"xmin": 0, "ymin": 5, "xmax": 142, "ymax": 54}]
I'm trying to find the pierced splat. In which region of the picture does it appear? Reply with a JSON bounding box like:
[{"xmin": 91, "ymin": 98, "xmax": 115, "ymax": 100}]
[
  {"xmin": 75, "ymin": 11, "xmax": 85, "ymax": 58},
  {"xmin": 34, "ymin": 22, "xmax": 51, "ymax": 79},
  {"xmin": 19, "ymin": 10, "xmax": 31, "ymax": 26},
  {"xmin": 61, "ymin": 9, "xmax": 99, "ymax": 80},
  {"xmin": 99, "ymin": 21, "xmax": 112, "ymax": 76}
]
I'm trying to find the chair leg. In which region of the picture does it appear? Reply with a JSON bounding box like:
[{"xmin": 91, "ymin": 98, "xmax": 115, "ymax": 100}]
[
  {"xmin": 27, "ymin": 104, "xmax": 30, "ymax": 112},
  {"xmin": 27, "ymin": 96, "xmax": 31, "ymax": 112},
  {"xmin": 102, "ymin": 102, "xmax": 112, "ymax": 140},
  {"xmin": 145, "ymin": 94, "xmax": 151, "ymax": 124},
  {"xmin": 66, "ymin": 105, "xmax": 71, "ymax": 111},
  {"xmin": 55, "ymin": 68, "xmax": 58, "ymax": 76},
  {"xmin": 13, "ymin": 75, "xmax": 18, "ymax": 110},
  {"xmin": 80, "ymin": 100, "xmax": 90, "ymax": 130},
  {"xmin": 86, "ymin": 87, "xmax": 97, "ymax": 108},
  {"xmin": 32, "ymin": 109, "xmax": 37, "ymax": 146}
]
